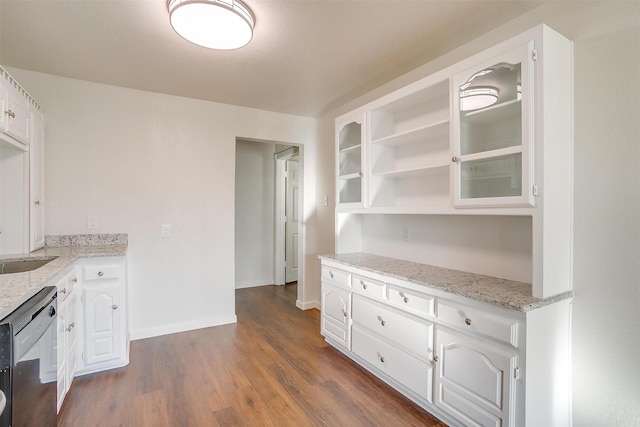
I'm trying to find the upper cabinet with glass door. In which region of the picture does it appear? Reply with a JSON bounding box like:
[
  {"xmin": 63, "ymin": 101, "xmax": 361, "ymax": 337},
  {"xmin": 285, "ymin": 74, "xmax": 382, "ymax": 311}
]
[
  {"xmin": 336, "ymin": 113, "xmax": 366, "ymax": 208},
  {"xmin": 452, "ymin": 42, "xmax": 534, "ymax": 208}
]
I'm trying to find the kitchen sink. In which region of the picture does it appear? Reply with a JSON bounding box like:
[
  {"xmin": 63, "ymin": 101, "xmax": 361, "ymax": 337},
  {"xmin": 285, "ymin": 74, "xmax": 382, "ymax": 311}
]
[{"xmin": 0, "ymin": 257, "xmax": 57, "ymax": 274}]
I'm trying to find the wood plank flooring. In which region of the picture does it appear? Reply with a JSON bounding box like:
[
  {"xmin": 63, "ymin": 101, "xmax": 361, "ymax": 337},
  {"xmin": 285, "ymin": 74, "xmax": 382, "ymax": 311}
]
[{"xmin": 58, "ymin": 284, "xmax": 446, "ymax": 426}]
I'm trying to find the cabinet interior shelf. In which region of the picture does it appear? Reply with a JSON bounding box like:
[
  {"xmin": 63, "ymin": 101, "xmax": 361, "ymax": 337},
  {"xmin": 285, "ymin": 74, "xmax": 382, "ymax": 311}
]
[
  {"xmin": 339, "ymin": 172, "xmax": 362, "ymax": 180},
  {"xmin": 371, "ymin": 119, "xmax": 449, "ymax": 147},
  {"xmin": 372, "ymin": 164, "xmax": 449, "ymax": 179},
  {"xmin": 339, "ymin": 143, "xmax": 361, "ymax": 153},
  {"xmin": 462, "ymin": 98, "xmax": 521, "ymax": 125}
]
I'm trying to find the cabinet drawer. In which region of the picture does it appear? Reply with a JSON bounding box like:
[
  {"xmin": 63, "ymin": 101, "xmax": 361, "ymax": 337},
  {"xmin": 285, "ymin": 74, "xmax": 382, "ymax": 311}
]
[
  {"xmin": 388, "ymin": 285, "xmax": 435, "ymax": 317},
  {"xmin": 321, "ymin": 265, "xmax": 350, "ymax": 289},
  {"xmin": 352, "ymin": 325, "xmax": 432, "ymax": 402},
  {"xmin": 83, "ymin": 264, "xmax": 120, "ymax": 281},
  {"xmin": 437, "ymin": 301, "xmax": 519, "ymax": 348},
  {"xmin": 352, "ymin": 274, "xmax": 386, "ymax": 300},
  {"xmin": 352, "ymin": 295, "xmax": 433, "ymax": 360}
]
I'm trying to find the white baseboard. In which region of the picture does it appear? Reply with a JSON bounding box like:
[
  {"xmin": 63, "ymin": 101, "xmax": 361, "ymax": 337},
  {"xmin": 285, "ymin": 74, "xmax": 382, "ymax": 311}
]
[
  {"xmin": 130, "ymin": 314, "xmax": 238, "ymax": 340},
  {"xmin": 296, "ymin": 299, "xmax": 320, "ymax": 310},
  {"xmin": 235, "ymin": 279, "xmax": 273, "ymax": 289}
]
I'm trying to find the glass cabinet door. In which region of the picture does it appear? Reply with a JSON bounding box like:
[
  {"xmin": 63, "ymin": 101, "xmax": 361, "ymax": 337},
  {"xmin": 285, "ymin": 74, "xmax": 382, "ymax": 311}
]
[
  {"xmin": 452, "ymin": 42, "xmax": 535, "ymax": 208},
  {"xmin": 336, "ymin": 114, "xmax": 366, "ymax": 207}
]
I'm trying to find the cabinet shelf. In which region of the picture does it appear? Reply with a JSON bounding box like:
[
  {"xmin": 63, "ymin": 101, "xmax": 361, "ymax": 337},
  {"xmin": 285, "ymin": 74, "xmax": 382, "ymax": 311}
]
[
  {"xmin": 371, "ymin": 119, "xmax": 449, "ymax": 147},
  {"xmin": 339, "ymin": 143, "xmax": 362, "ymax": 153},
  {"xmin": 462, "ymin": 98, "xmax": 520, "ymax": 124},
  {"xmin": 372, "ymin": 163, "xmax": 449, "ymax": 179}
]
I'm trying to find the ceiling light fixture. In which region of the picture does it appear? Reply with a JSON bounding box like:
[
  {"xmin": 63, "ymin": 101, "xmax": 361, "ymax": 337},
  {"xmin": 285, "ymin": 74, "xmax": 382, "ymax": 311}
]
[
  {"xmin": 167, "ymin": 0, "xmax": 255, "ymax": 50},
  {"xmin": 460, "ymin": 86, "xmax": 499, "ymax": 111}
]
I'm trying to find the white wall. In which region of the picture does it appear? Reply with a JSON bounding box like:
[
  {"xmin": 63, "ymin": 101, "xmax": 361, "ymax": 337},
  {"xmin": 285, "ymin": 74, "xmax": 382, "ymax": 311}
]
[
  {"xmin": 8, "ymin": 69, "xmax": 317, "ymax": 339},
  {"xmin": 234, "ymin": 139, "xmax": 275, "ymax": 288},
  {"xmin": 317, "ymin": 2, "xmax": 640, "ymax": 424}
]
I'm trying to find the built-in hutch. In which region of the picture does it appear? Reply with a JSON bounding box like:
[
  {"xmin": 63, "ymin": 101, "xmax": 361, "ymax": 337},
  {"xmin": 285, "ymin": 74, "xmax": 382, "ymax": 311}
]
[{"xmin": 324, "ymin": 25, "xmax": 573, "ymax": 426}]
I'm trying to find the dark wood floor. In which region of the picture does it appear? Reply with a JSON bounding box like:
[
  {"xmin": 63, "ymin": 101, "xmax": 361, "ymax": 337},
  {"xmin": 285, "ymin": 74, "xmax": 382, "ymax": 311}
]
[{"xmin": 58, "ymin": 284, "xmax": 445, "ymax": 426}]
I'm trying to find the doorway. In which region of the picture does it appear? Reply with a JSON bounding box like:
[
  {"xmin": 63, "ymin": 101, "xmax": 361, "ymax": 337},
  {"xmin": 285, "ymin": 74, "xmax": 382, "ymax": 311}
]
[{"xmin": 274, "ymin": 147, "xmax": 299, "ymax": 285}]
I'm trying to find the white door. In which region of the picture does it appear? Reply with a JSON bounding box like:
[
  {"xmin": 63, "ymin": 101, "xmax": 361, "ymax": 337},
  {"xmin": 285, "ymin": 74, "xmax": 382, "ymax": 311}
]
[{"xmin": 285, "ymin": 156, "xmax": 299, "ymax": 283}]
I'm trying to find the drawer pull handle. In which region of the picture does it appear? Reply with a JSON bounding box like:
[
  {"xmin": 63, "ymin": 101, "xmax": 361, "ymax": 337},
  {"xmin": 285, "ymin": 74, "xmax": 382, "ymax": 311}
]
[
  {"xmin": 403, "ymin": 296, "xmax": 409, "ymax": 303},
  {"xmin": 112, "ymin": 304, "xmax": 118, "ymax": 310},
  {"xmin": 360, "ymin": 280, "xmax": 367, "ymax": 290},
  {"xmin": 5, "ymin": 110, "xmax": 15, "ymax": 119},
  {"xmin": 329, "ymin": 271, "xmax": 334, "ymax": 279},
  {"xmin": 98, "ymin": 271, "xmax": 104, "ymax": 277},
  {"xmin": 377, "ymin": 315, "xmax": 385, "ymax": 327},
  {"xmin": 465, "ymin": 318, "xmax": 472, "ymax": 326},
  {"xmin": 60, "ymin": 288, "xmax": 67, "ymax": 294}
]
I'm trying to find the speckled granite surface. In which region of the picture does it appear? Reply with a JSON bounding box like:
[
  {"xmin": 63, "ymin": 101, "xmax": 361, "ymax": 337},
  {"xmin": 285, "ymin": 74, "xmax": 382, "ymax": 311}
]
[
  {"xmin": 320, "ymin": 253, "xmax": 573, "ymax": 312},
  {"xmin": 0, "ymin": 236, "xmax": 127, "ymax": 318},
  {"xmin": 45, "ymin": 233, "xmax": 128, "ymax": 247}
]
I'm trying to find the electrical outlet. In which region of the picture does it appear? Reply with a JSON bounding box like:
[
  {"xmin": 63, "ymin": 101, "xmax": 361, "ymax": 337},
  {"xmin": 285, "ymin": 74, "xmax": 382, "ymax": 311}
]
[
  {"xmin": 323, "ymin": 195, "xmax": 328, "ymax": 207},
  {"xmin": 87, "ymin": 216, "xmax": 98, "ymax": 230},
  {"xmin": 402, "ymin": 227, "xmax": 410, "ymax": 242}
]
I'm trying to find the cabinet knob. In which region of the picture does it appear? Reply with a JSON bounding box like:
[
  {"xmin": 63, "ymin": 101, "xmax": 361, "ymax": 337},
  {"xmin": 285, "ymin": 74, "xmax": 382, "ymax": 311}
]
[
  {"xmin": 66, "ymin": 322, "xmax": 75, "ymax": 332},
  {"xmin": 112, "ymin": 304, "xmax": 118, "ymax": 310},
  {"xmin": 342, "ymin": 310, "xmax": 347, "ymax": 318},
  {"xmin": 358, "ymin": 171, "xmax": 363, "ymax": 177},
  {"xmin": 379, "ymin": 355, "xmax": 385, "ymax": 363},
  {"xmin": 403, "ymin": 296, "xmax": 409, "ymax": 303},
  {"xmin": 360, "ymin": 280, "xmax": 367, "ymax": 290},
  {"xmin": 377, "ymin": 315, "xmax": 385, "ymax": 327},
  {"xmin": 452, "ymin": 156, "xmax": 460, "ymax": 163},
  {"xmin": 329, "ymin": 271, "xmax": 334, "ymax": 279},
  {"xmin": 5, "ymin": 110, "xmax": 15, "ymax": 119},
  {"xmin": 34, "ymin": 200, "xmax": 41, "ymax": 206},
  {"xmin": 433, "ymin": 355, "xmax": 439, "ymax": 362},
  {"xmin": 98, "ymin": 271, "xmax": 104, "ymax": 277},
  {"xmin": 465, "ymin": 317, "xmax": 472, "ymax": 326},
  {"xmin": 61, "ymin": 288, "xmax": 67, "ymax": 294},
  {"xmin": 73, "ymin": 277, "xmax": 78, "ymax": 283}
]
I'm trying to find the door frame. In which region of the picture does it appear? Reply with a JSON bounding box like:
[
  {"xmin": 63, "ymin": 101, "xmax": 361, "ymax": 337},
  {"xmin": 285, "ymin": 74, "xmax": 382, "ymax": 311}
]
[{"xmin": 274, "ymin": 146, "xmax": 299, "ymax": 285}]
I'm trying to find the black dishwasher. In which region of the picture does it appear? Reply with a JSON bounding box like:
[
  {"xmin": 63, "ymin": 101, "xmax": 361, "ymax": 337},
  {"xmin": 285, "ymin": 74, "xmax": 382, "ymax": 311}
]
[{"xmin": 0, "ymin": 286, "xmax": 57, "ymax": 427}]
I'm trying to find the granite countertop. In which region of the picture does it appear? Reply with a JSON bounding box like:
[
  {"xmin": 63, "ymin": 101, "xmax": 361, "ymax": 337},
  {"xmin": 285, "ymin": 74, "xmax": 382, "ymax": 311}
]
[
  {"xmin": 0, "ymin": 234, "xmax": 128, "ymax": 318},
  {"xmin": 319, "ymin": 253, "xmax": 573, "ymax": 312}
]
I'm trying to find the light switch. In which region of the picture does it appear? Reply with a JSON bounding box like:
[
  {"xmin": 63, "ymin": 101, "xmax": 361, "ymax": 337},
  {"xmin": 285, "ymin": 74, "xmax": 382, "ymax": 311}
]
[
  {"xmin": 87, "ymin": 216, "xmax": 98, "ymax": 230},
  {"xmin": 162, "ymin": 224, "xmax": 171, "ymax": 238}
]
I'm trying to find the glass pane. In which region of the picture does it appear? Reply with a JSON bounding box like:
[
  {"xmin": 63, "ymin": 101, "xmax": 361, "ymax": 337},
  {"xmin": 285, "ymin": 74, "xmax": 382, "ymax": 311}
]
[
  {"xmin": 460, "ymin": 154, "xmax": 522, "ymax": 199},
  {"xmin": 339, "ymin": 121, "xmax": 361, "ymax": 150},
  {"xmin": 339, "ymin": 146, "xmax": 361, "ymax": 176},
  {"xmin": 339, "ymin": 177, "xmax": 361, "ymax": 204},
  {"xmin": 459, "ymin": 61, "xmax": 522, "ymax": 155}
]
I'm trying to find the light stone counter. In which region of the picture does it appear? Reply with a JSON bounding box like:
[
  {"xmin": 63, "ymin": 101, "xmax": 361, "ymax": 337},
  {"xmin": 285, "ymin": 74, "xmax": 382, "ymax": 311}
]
[
  {"xmin": 319, "ymin": 253, "xmax": 573, "ymax": 312},
  {"xmin": 0, "ymin": 234, "xmax": 127, "ymax": 318}
]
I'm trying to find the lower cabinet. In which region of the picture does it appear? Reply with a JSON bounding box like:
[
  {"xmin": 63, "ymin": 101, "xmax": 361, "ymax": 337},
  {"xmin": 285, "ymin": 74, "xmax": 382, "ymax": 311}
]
[
  {"xmin": 76, "ymin": 257, "xmax": 129, "ymax": 375},
  {"xmin": 434, "ymin": 328, "xmax": 517, "ymax": 427},
  {"xmin": 319, "ymin": 259, "xmax": 571, "ymax": 426},
  {"xmin": 53, "ymin": 267, "xmax": 79, "ymax": 413}
]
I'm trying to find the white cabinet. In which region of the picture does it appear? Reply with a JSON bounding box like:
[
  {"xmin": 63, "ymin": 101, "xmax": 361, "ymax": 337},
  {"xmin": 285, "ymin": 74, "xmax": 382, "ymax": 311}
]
[
  {"xmin": 77, "ymin": 257, "xmax": 129, "ymax": 375},
  {"xmin": 336, "ymin": 112, "xmax": 366, "ymax": 208},
  {"xmin": 319, "ymin": 257, "xmax": 571, "ymax": 426},
  {"xmin": 452, "ymin": 42, "xmax": 534, "ymax": 208},
  {"xmin": 54, "ymin": 267, "xmax": 79, "ymax": 413},
  {"xmin": 29, "ymin": 108, "xmax": 44, "ymax": 251},
  {"xmin": 321, "ymin": 283, "xmax": 351, "ymax": 349},
  {"xmin": 434, "ymin": 328, "xmax": 517, "ymax": 427},
  {"xmin": 0, "ymin": 80, "xmax": 30, "ymax": 148}
]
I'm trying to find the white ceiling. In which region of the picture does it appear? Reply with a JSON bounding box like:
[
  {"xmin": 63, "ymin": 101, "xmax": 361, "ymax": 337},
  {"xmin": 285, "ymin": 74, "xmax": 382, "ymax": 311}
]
[{"xmin": 0, "ymin": 0, "xmax": 545, "ymax": 117}]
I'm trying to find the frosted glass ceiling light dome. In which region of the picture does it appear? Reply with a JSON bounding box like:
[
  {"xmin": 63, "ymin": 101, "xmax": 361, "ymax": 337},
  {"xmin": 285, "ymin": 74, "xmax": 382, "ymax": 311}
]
[{"xmin": 168, "ymin": 0, "xmax": 255, "ymax": 50}]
